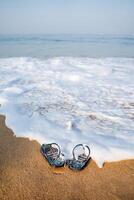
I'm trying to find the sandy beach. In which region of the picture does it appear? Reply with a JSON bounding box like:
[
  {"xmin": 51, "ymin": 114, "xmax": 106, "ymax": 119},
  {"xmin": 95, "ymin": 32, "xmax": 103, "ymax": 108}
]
[
  {"xmin": 0, "ymin": 115, "xmax": 134, "ymax": 200},
  {"xmin": 0, "ymin": 0, "xmax": 134, "ymax": 199}
]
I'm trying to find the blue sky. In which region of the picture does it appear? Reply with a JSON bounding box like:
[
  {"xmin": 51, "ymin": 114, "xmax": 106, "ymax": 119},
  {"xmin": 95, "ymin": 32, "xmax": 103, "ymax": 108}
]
[{"xmin": 0, "ymin": 0, "xmax": 134, "ymax": 34}]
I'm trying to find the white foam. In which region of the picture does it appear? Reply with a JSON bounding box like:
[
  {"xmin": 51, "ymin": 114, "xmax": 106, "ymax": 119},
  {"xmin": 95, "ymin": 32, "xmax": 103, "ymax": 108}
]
[
  {"xmin": 0, "ymin": 57, "xmax": 134, "ymax": 167},
  {"xmin": 0, "ymin": 97, "xmax": 8, "ymax": 105},
  {"xmin": 4, "ymin": 87, "xmax": 23, "ymax": 94}
]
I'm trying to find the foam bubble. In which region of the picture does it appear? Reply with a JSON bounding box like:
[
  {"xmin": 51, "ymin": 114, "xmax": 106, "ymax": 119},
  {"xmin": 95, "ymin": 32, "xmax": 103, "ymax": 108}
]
[
  {"xmin": 0, "ymin": 97, "xmax": 8, "ymax": 105},
  {"xmin": 64, "ymin": 74, "xmax": 80, "ymax": 82}
]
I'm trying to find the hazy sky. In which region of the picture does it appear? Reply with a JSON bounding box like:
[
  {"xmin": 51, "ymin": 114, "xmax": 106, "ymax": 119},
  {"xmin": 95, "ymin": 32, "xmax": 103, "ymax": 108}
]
[{"xmin": 0, "ymin": 0, "xmax": 134, "ymax": 35}]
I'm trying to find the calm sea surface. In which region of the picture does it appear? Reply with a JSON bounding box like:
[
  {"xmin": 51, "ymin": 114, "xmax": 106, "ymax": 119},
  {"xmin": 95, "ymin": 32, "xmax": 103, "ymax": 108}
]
[{"xmin": 0, "ymin": 34, "xmax": 134, "ymax": 58}]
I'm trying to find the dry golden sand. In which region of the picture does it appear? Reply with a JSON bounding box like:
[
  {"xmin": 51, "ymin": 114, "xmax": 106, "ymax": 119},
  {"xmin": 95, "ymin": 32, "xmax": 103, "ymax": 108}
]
[{"xmin": 0, "ymin": 115, "xmax": 134, "ymax": 200}]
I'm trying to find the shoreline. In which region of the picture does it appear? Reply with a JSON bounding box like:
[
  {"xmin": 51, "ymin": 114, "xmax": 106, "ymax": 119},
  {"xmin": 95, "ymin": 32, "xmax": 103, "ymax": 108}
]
[{"xmin": 0, "ymin": 114, "xmax": 134, "ymax": 200}]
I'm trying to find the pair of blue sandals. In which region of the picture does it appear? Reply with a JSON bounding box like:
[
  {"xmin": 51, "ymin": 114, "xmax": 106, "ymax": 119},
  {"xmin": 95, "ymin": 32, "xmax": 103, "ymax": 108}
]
[{"xmin": 41, "ymin": 143, "xmax": 91, "ymax": 170}]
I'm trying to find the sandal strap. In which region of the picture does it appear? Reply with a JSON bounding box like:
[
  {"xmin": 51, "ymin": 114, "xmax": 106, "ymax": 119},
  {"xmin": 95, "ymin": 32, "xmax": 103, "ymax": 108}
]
[{"xmin": 73, "ymin": 144, "xmax": 90, "ymax": 161}]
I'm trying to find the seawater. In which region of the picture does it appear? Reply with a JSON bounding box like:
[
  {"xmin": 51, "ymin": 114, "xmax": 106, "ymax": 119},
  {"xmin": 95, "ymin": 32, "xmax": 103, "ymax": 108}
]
[
  {"xmin": 0, "ymin": 35, "xmax": 134, "ymax": 167},
  {"xmin": 0, "ymin": 34, "xmax": 134, "ymax": 58}
]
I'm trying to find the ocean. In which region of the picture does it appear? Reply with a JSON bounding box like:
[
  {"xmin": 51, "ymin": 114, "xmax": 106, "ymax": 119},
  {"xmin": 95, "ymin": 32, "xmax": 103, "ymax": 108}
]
[
  {"xmin": 0, "ymin": 34, "xmax": 134, "ymax": 167},
  {"xmin": 0, "ymin": 34, "xmax": 134, "ymax": 58}
]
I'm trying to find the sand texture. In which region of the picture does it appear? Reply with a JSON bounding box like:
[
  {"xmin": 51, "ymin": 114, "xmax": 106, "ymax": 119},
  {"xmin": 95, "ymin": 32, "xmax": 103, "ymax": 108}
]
[{"xmin": 0, "ymin": 115, "xmax": 134, "ymax": 200}]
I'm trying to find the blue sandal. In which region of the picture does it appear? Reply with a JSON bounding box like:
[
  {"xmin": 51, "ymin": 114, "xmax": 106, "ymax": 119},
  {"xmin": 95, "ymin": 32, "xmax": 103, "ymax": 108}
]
[
  {"xmin": 66, "ymin": 144, "xmax": 91, "ymax": 170},
  {"xmin": 41, "ymin": 143, "xmax": 65, "ymax": 167}
]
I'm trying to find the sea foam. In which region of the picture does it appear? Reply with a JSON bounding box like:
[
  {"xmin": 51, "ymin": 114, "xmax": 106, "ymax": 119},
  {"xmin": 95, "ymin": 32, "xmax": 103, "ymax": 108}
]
[{"xmin": 0, "ymin": 57, "xmax": 134, "ymax": 167}]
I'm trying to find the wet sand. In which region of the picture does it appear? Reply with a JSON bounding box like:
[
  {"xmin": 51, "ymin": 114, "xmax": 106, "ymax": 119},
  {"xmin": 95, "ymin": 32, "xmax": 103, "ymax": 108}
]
[{"xmin": 0, "ymin": 115, "xmax": 134, "ymax": 200}]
